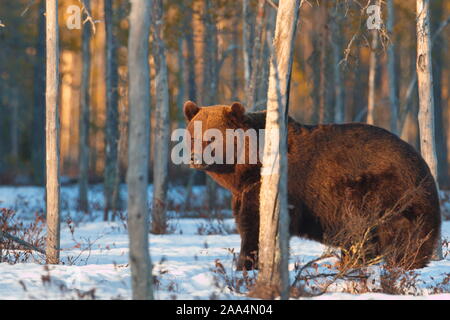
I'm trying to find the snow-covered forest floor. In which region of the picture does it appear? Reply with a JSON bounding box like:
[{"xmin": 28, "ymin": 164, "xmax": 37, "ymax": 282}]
[{"xmin": 0, "ymin": 184, "xmax": 449, "ymax": 300}]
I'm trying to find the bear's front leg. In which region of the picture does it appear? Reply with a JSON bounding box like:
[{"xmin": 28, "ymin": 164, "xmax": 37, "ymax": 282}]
[{"xmin": 234, "ymin": 182, "xmax": 260, "ymax": 271}]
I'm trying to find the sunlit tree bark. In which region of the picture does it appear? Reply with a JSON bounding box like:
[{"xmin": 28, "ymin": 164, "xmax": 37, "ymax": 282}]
[
  {"xmin": 252, "ymin": 0, "xmax": 300, "ymax": 300},
  {"xmin": 45, "ymin": 0, "xmax": 61, "ymax": 265},
  {"xmin": 127, "ymin": 0, "xmax": 154, "ymax": 299},
  {"xmin": 416, "ymin": 0, "xmax": 442, "ymax": 260}
]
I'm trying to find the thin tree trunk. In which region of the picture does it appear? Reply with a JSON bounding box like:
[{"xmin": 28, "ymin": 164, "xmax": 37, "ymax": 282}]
[
  {"xmin": 183, "ymin": 1, "xmax": 197, "ymax": 102},
  {"xmin": 181, "ymin": 0, "xmax": 197, "ymax": 212},
  {"xmin": 79, "ymin": 0, "xmax": 92, "ymax": 213},
  {"xmin": 367, "ymin": 27, "xmax": 379, "ymax": 125},
  {"xmin": 430, "ymin": 0, "xmax": 449, "ymax": 188},
  {"xmin": 257, "ymin": 5, "xmax": 277, "ymax": 110},
  {"xmin": 177, "ymin": 37, "xmax": 186, "ymax": 124},
  {"xmin": 202, "ymin": 0, "xmax": 219, "ymax": 212},
  {"xmin": 387, "ymin": 0, "xmax": 399, "ymax": 134},
  {"xmin": 318, "ymin": 3, "xmax": 333, "ymax": 123},
  {"xmin": 202, "ymin": 0, "xmax": 219, "ymax": 105},
  {"xmin": 127, "ymin": 0, "xmax": 153, "ymax": 300},
  {"xmin": 399, "ymin": 15, "xmax": 450, "ymax": 136},
  {"xmin": 252, "ymin": 0, "xmax": 300, "ymax": 300},
  {"xmin": 45, "ymin": 0, "xmax": 60, "ymax": 265},
  {"xmin": 416, "ymin": 0, "xmax": 442, "ymax": 260},
  {"xmin": 331, "ymin": 2, "xmax": 345, "ymax": 123},
  {"xmin": 104, "ymin": 0, "xmax": 120, "ymax": 221},
  {"xmin": 309, "ymin": 35, "xmax": 321, "ymax": 124},
  {"xmin": 246, "ymin": 0, "xmax": 266, "ymax": 111},
  {"xmin": 151, "ymin": 0, "xmax": 169, "ymax": 235},
  {"xmin": 231, "ymin": 15, "xmax": 239, "ymax": 101},
  {"xmin": 242, "ymin": 0, "xmax": 255, "ymax": 88},
  {"xmin": 32, "ymin": 0, "xmax": 46, "ymax": 186}
]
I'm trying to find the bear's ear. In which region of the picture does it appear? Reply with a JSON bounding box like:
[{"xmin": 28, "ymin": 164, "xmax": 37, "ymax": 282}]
[
  {"xmin": 230, "ymin": 102, "xmax": 245, "ymax": 120},
  {"xmin": 183, "ymin": 101, "xmax": 200, "ymax": 122}
]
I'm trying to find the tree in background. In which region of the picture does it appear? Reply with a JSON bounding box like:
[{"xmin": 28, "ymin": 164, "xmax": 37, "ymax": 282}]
[
  {"xmin": 127, "ymin": 0, "xmax": 154, "ymax": 300},
  {"xmin": 430, "ymin": 0, "xmax": 449, "ymax": 189},
  {"xmin": 318, "ymin": 1, "xmax": 333, "ymax": 124},
  {"xmin": 416, "ymin": 0, "xmax": 442, "ymax": 260},
  {"xmin": 367, "ymin": 0, "xmax": 381, "ymax": 125},
  {"xmin": 252, "ymin": 0, "xmax": 300, "ymax": 300},
  {"xmin": 45, "ymin": 0, "xmax": 61, "ymax": 265},
  {"xmin": 78, "ymin": 0, "xmax": 92, "ymax": 213},
  {"xmin": 202, "ymin": 0, "xmax": 219, "ymax": 212},
  {"xmin": 104, "ymin": 0, "xmax": 120, "ymax": 221},
  {"xmin": 245, "ymin": 0, "xmax": 265, "ymax": 111},
  {"xmin": 387, "ymin": 0, "xmax": 399, "ymax": 135},
  {"xmin": 151, "ymin": 0, "xmax": 170, "ymax": 234},
  {"xmin": 242, "ymin": 0, "xmax": 254, "ymax": 91},
  {"xmin": 331, "ymin": 1, "xmax": 346, "ymax": 124},
  {"xmin": 32, "ymin": 0, "xmax": 46, "ymax": 186}
]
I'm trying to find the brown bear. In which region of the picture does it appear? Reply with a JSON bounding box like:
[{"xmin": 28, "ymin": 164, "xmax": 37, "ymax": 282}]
[{"xmin": 183, "ymin": 101, "xmax": 441, "ymax": 270}]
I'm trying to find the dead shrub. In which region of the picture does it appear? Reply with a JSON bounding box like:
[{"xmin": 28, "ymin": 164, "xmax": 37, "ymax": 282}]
[
  {"xmin": 0, "ymin": 208, "xmax": 45, "ymax": 264},
  {"xmin": 291, "ymin": 185, "xmax": 438, "ymax": 297},
  {"xmin": 211, "ymin": 249, "xmax": 257, "ymax": 295}
]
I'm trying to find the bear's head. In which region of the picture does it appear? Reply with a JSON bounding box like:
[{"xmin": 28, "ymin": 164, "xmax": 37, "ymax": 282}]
[{"xmin": 183, "ymin": 101, "xmax": 258, "ymax": 172}]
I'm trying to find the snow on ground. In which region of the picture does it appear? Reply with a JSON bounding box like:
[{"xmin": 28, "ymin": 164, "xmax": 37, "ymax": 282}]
[{"xmin": 0, "ymin": 185, "xmax": 449, "ymax": 300}]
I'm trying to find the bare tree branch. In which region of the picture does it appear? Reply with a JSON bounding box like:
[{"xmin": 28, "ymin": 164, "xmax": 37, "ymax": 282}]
[{"xmin": 0, "ymin": 230, "xmax": 45, "ymax": 254}]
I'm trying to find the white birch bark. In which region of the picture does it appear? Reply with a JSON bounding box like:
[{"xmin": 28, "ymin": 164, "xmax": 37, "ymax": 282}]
[
  {"xmin": 253, "ymin": 0, "xmax": 300, "ymax": 300},
  {"xmin": 367, "ymin": 28, "xmax": 379, "ymax": 125},
  {"xmin": 242, "ymin": 0, "xmax": 254, "ymax": 87},
  {"xmin": 127, "ymin": 0, "xmax": 154, "ymax": 299},
  {"xmin": 45, "ymin": 0, "xmax": 61, "ymax": 265},
  {"xmin": 416, "ymin": 0, "xmax": 442, "ymax": 260}
]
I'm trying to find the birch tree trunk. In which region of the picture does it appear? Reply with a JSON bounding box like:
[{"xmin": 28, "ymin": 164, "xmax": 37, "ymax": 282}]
[
  {"xmin": 151, "ymin": 0, "xmax": 169, "ymax": 235},
  {"xmin": 318, "ymin": 3, "xmax": 333, "ymax": 123},
  {"xmin": 252, "ymin": 0, "xmax": 300, "ymax": 300},
  {"xmin": 231, "ymin": 14, "xmax": 239, "ymax": 101},
  {"xmin": 79, "ymin": 0, "xmax": 92, "ymax": 213},
  {"xmin": 127, "ymin": 0, "xmax": 154, "ymax": 299},
  {"xmin": 331, "ymin": 2, "xmax": 345, "ymax": 123},
  {"xmin": 104, "ymin": 0, "xmax": 120, "ymax": 221},
  {"xmin": 242, "ymin": 0, "xmax": 255, "ymax": 88},
  {"xmin": 202, "ymin": 0, "xmax": 219, "ymax": 106},
  {"xmin": 246, "ymin": 0, "xmax": 266, "ymax": 111},
  {"xmin": 45, "ymin": 0, "xmax": 60, "ymax": 265},
  {"xmin": 257, "ymin": 5, "xmax": 277, "ymax": 110},
  {"xmin": 416, "ymin": 0, "xmax": 442, "ymax": 260},
  {"xmin": 367, "ymin": 26, "xmax": 379, "ymax": 125},
  {"xmin": 387, "ymin": 0, "xmax": 399, "ymax": 134}
]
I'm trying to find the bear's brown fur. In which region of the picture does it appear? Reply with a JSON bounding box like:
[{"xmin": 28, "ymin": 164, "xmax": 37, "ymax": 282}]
[{"xmin": 183, "ymin": 101, "xmax": 441, "ymax": 270}]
